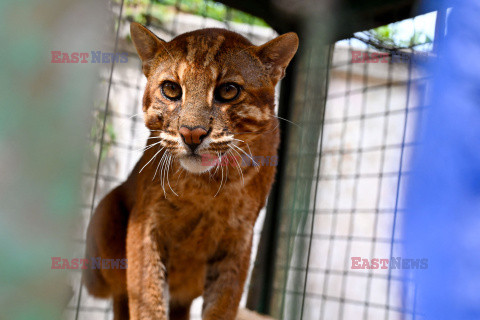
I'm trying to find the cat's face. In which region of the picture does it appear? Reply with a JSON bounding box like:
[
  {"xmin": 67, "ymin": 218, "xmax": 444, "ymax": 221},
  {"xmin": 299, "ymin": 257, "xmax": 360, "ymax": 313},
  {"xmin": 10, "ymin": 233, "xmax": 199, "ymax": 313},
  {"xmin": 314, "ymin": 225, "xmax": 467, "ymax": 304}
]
[{"xmin": 130, "ymin": 23, "xmax": 298, "ymax": 174}]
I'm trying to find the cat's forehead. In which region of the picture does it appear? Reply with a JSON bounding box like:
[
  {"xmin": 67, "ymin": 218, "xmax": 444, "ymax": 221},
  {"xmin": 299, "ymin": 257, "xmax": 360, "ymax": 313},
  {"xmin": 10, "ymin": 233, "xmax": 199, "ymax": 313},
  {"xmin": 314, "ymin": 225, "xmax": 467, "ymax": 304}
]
[
  {"xmin": 172, "ymin": 28, "xmax": 252, "ymax": 53},
  {"xmin": 168, "ymin": 29, "xmax": 253, "ymax": 68},
  {"xmin": 156, "ymin": 28, "xmax": 264, "ymax": 85}
]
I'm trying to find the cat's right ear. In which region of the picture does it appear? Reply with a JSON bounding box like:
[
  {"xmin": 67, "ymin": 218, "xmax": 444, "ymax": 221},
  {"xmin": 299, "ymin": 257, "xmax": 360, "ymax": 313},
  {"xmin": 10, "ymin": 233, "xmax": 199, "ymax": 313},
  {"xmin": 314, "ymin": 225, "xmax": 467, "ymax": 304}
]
[
  {"xmin": 255, "ymin": 32, "xmax": 299, "ymax": 85},
  {"xmin": 130, "ymin": 22, "xmax": 167, "ymax": 76}
]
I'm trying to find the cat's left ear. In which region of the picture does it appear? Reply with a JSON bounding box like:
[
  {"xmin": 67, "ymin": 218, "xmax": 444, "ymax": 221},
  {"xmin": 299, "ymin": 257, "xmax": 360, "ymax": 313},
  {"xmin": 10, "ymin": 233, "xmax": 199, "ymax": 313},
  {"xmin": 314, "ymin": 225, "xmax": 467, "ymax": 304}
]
[
  {"xmin": 130, "ymin": 22, "xmax": 167, "ymax": 77},
  {"xmin": 255, "ymin": 32, "xmax": 299, "ymax": 84}
]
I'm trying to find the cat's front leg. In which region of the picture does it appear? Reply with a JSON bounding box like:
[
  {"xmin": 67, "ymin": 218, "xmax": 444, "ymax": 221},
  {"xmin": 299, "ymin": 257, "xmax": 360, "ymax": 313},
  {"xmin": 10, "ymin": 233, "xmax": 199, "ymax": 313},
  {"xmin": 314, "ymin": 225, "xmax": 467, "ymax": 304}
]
[
  {"xmin": 202, "ymin": 234, "xmax": 253, "ymax": 320},
  {"xmin": 126, "ymin": 211, "xmax": 167, "ymax": 320}
]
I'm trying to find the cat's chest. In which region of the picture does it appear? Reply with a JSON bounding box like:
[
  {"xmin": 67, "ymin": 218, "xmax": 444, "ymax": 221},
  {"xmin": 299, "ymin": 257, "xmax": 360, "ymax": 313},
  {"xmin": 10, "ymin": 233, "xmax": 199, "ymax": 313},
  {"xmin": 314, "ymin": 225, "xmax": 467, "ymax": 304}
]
[{"xmin": 154, "ymin": 196, "xmax": 239, "ymax": 257}]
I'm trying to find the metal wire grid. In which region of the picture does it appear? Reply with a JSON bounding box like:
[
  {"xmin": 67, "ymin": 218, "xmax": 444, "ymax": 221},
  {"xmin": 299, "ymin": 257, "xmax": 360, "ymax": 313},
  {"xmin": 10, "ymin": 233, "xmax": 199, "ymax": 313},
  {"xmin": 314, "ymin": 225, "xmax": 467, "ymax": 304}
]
[
  {"xmin": 267, "ymin": 33, "xmax": 432, "ymax": 320},
  {"xmin": 66, "ymin": 1, "xmax": 276, "ymax": 319},
  {"xmin": 66, "ymin": 1, "xmax": 434, "ymax": 319}
]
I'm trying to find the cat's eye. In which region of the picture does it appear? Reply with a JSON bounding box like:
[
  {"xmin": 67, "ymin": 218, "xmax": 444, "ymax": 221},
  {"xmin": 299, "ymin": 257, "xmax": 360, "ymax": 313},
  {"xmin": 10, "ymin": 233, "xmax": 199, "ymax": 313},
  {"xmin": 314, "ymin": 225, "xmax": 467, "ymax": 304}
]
[
  {"xmin": 215, "ymin": 83, "xmax": 240, "ymax": 102},
  {"xmin": 161, "ymin": 81, "xmax": 182, "ymax": 101}
]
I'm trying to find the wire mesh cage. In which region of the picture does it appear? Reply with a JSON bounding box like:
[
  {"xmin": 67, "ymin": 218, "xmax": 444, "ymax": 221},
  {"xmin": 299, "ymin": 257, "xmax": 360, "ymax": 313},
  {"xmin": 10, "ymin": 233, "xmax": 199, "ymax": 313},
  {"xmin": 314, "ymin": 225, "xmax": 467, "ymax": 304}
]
[
  {"xmin": 67, "ymin": 1, "xmax": 437, "ymax": 319},
  {"xmin": 265, "ymin": 36, "xmax": 431, "ymax": 320}
]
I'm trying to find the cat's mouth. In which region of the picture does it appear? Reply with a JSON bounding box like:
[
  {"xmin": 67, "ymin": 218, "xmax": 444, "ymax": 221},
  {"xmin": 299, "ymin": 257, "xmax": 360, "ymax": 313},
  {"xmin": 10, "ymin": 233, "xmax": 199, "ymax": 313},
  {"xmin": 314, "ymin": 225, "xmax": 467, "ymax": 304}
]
[{"xmin": 178, "ymin": 153, "xmax": 215, "ymax": 174}]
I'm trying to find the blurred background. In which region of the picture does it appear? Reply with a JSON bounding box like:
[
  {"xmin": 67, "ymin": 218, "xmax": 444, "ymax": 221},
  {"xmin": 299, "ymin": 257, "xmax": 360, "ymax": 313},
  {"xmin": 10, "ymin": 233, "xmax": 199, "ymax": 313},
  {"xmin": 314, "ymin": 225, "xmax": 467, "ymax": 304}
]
[{"xmin": 2, "ymin": 0, "xmax": 470, "ymax": 320}]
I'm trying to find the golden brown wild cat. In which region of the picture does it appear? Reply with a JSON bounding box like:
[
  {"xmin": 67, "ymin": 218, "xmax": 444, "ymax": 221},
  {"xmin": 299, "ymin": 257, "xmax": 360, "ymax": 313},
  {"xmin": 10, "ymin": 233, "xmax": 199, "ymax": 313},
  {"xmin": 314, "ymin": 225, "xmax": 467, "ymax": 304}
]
[{"xmin": 83, "ymin": 22, "xmax": 298, "ymax": 320}]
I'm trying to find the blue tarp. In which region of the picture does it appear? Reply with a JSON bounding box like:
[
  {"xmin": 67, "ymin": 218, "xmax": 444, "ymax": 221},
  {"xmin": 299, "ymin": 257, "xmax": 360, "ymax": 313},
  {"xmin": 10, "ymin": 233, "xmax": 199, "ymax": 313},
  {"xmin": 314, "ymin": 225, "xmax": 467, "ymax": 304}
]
[{"xmin": 405, "ymin": 0, "xmax": 480, "ymax": 318}]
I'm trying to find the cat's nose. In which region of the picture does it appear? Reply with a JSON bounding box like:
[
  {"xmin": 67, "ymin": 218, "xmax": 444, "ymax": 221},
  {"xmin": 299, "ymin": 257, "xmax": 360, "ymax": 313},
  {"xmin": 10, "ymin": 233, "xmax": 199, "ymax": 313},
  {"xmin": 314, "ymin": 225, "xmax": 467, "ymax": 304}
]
[{"xmin": 179, "ymin": 126, "xmax": 208, "ymax": 152}]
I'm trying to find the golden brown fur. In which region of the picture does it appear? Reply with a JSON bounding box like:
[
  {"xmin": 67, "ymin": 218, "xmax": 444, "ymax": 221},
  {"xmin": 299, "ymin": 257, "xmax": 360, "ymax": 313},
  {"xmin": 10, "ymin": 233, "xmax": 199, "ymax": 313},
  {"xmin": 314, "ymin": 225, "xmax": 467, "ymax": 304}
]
[{"xmin": 83, "ymin": 22, "xmax": 298, "ymax": 320}]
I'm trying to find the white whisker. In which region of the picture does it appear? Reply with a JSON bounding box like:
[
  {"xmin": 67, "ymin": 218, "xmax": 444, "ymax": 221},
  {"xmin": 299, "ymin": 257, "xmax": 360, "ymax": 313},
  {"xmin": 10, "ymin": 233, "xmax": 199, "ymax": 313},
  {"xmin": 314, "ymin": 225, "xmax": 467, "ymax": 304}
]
[
  {"xmin": 214, "ymin": 152, "xmax": 224, "ymax": 197},
  {"xmin": 231, "ymin": 144, "xmax": 259, "ymax": 172},
  {"xmin": 166, "ymin": 154, "xmax": 179, "ymax": 197},
  {"xmin": 228, "ymin": 147, "xmax": 244, "ymax": 186},
  {"xmin": 272, "ymin": 115, "xmax": 300, "ymax": 128},
  {"xmin": 213, "ymin": 155, "xmax": 221, "ymax": 175},
  {"xmin": 128, "ymin": 112, "xmax": 144, "ymax": 120},
  {"xmin": 175, "ymin": 166, "xmax": 186, "ymax": 186},
  {"xmin": 132, "ymin": 136, "xmax": 162, "ymax": 142},
  {"xmin": 232, "ymin": 138, "xmax": 259, "ymax": 171},
  {"xmin": 139, "ymin": 146, "xmax": 164, "ymax": 173},
  {"xmin": 159, "ymin": 151, "xmax": 169, "ymax": 198},
  {"xmin": 233, "ymin": 138, "xmax": 255, "ymax": 159},
  {"xmin": 136, "ymin": 140, "xmax": 162, "ymax": 152},
  {"xmin": 152, "ymin": 148, "xmax": 164, "ymax": 181},
  {"xmin": 229, "ymin": 122, "xmax": 280, "ymax": 136},
  {"xmin": 225, "ymin": 154, "xmax": 230, "ymax": 188}
]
